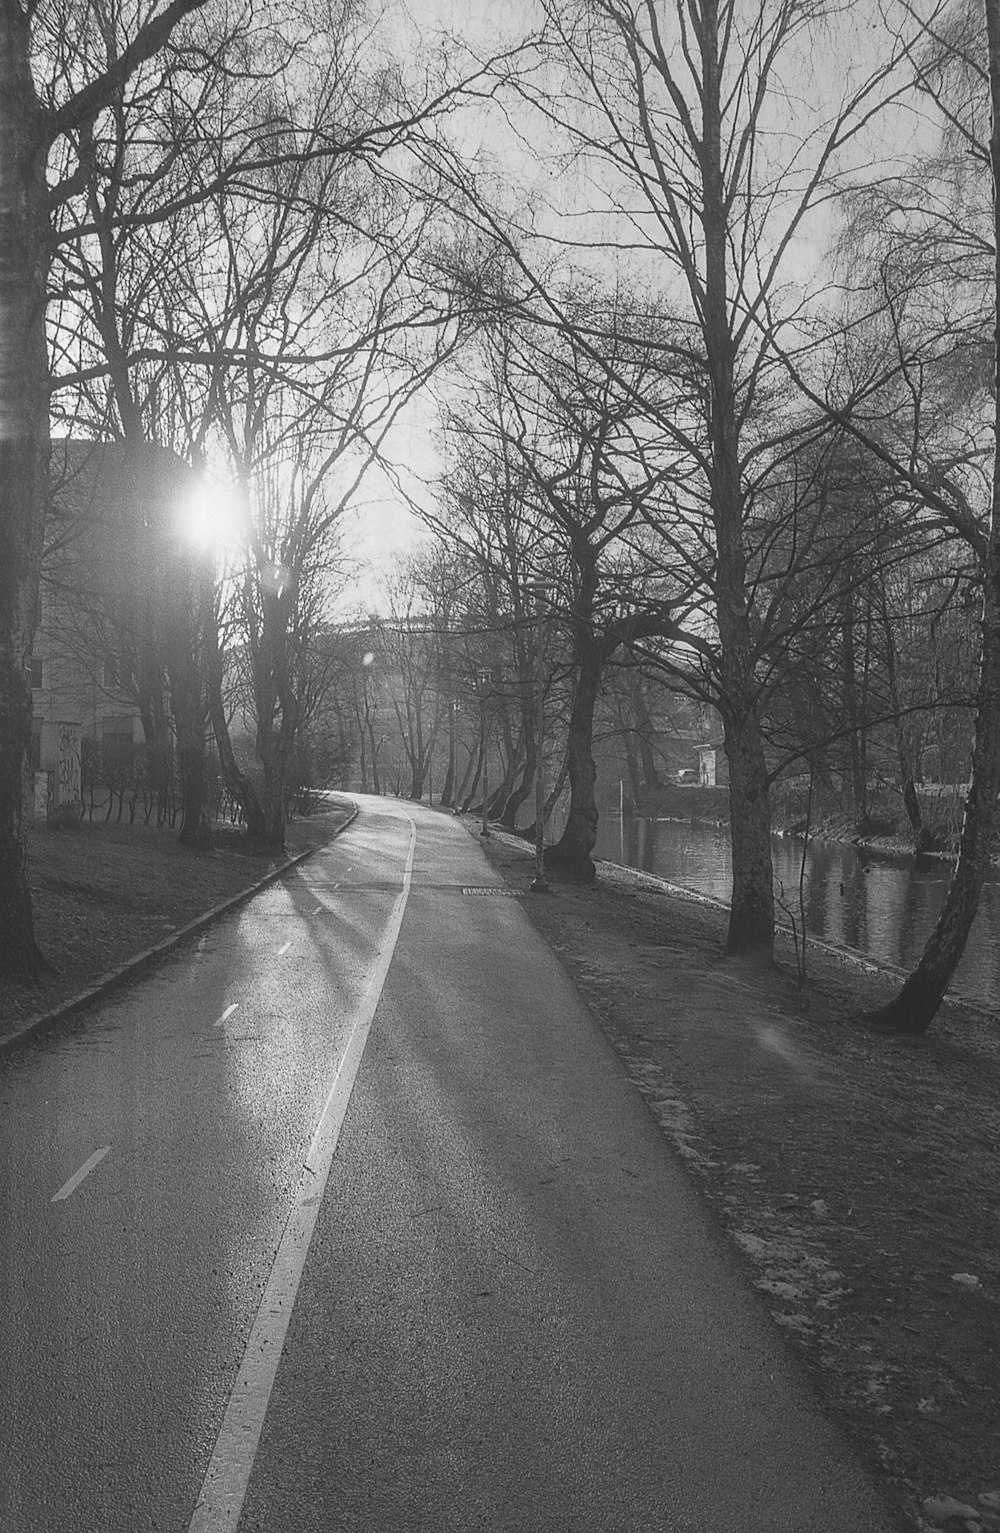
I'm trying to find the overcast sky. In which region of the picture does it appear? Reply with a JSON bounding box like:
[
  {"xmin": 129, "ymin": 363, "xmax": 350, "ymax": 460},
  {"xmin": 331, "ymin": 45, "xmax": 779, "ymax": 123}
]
[
  {"xmin": 335, "ymin": 0, "xmax": 546, "ymax": 614},
  {"xmin": 337, "ymin": 0, "xmax": 943, "ymax": 616}
]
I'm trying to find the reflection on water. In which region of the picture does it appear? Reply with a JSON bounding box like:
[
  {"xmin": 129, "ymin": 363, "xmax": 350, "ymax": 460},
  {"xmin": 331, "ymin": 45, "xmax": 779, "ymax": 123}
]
[{"xmin": 593, "ymin": 815, "xmax": 1000, "ymax": 1011}]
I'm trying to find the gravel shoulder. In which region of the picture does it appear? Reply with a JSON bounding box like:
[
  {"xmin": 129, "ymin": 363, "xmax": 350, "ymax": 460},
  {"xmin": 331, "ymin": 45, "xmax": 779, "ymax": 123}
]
[{"xmin": 471, "ymin": 822, "xmax": 1000, "ymax": 1533}]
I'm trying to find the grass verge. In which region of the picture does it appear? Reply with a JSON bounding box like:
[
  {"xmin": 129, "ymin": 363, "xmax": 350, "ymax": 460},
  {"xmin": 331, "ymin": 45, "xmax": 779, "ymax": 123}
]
[
  {"xmin": 474, "ymin": 824, "xmax": 1000, "ymax": 1533},
  {"xmin": 0, "ymin": 801, "xmax": 354, "ymax": 1046}
]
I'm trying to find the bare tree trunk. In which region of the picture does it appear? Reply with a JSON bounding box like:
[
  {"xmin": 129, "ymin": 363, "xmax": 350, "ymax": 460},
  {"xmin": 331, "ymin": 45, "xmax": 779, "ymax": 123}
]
[
  {"xmin": 160, "ymin": 515, "xmax": 213, "ymax": 850},
  {"xmin": 440, "ymin": 698, "xmax": 457, "ymax": 806},
  {"xmin": 499, "ymin": 732, "xmax": 537, "ymax": 828},
  {"xmin": 393, "ymin": 696, "xmax": 434, "ymax": 802},
  {"xmin": 358, "ymin": 716, "xmax": 369, "ymax": 792},
  {"xmin": 879, "ymin": 580, "xmax": 929, "ymax": 855},
  {"xmin": 455, "ymin": 744, "xmax": 476, "ymax": 808},
  {"xmin": 490, "ymin": 728, "xmax": 523, "ymax": 820},
  {"xmin": 865, "ymin": 553, "xmax": 1000, "ymax": 1032},
  {"xmin": 525, "ymin": 752, "xmax": 570, "ymax": 840},
  {"xmin": 841, "ymin": 588, "xmax": 869, "ymax": 833},
  {"xmin": 137, "ymin": 670, "xmax": 171, "ymax": 821},
  {"xmin": 249, "ymin": 586, "xmax": 300, "ymax": 850},
  {"xmin": 630, "ymin": 670, "xmax": 662, "ymax": 795},
  {"xmin": 622, "ymin": 722, "xmax": 642, "ymax": 806},
  {"xmin": 0, "ymin": 0, "xmax": 208, "ymax": 978},
  {"xmin": 548, "ymin": 630, "xmax": 601, "ymax": 880},
  {"xmin": 701, "ymin": 0, "xmax": 775, "ymax": 961},
  {"xmin": 0, "ymin": 8, "xmax": 51, "ymax": 982},
  {"xmin": 462, "ymin": 740, "xmax": 484, "ymax": 812},
  {"xmin": 205, "ymin": 604, "xmax": 268, "ymax": 842},
  {"xmin": 166, "ymin": 654, "xmax": 212, "ymax": 849},
  {"xmin": 866, "ymin": 0, "xmax": 1000, "ymax": 1033},
  {"xmin": 720, "ymin": 700, "xmax": 775, "ymax": 957},
  {"xmin": 499, "ymin": 693, "xmax": 538, "ymax": 828},
  {"xmin": 408, "ymin": 753, "xmax": 427, "ymax": 801}
]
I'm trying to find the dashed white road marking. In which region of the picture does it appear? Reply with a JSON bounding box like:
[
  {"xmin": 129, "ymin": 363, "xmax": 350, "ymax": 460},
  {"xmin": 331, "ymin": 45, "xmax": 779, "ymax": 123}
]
[
  {"xmin": 52, "ymin": 1147, "xmax": 111, "ymax": 1203},
  {"xmin": 213, "ymin": 1004, "xmax": 239, "ymax": 1028},
  {"xmin": 188, "ymin": 808, "xmax": 417, "ymax": 1533},
  {"xmin": 277, "ymin": 941, "xmax": 292, "ymax": 957}
]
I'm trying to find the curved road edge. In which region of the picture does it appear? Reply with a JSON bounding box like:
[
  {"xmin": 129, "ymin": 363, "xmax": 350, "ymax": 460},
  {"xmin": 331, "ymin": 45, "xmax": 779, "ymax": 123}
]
[{"xmin": 0, "ymin": 802, "xmax": 360, "ymax": 1059}]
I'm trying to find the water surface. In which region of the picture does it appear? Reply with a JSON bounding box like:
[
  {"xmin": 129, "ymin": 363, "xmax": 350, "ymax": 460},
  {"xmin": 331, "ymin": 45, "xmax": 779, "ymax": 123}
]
[{"xmin": 592, "ymin": 814, "xmax": 1000, "ymax": 1012}]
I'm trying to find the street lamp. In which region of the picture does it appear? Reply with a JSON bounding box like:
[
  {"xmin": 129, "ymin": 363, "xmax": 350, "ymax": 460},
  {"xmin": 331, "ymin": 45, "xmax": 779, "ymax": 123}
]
[
  {"xmin": 525, "ymin": 579, "xmax": 551, "ymax": 893},
  {"xmin": 478, "ymin": 670, "xmax": 490, "ymax": 838}
]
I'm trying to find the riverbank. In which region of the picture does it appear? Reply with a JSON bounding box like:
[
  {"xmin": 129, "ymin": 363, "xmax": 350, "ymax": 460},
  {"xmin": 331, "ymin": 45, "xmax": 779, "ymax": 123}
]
[
  {"xmin": 474, "ymin": 822, "xmax": 1000, "ymax": 1533},
  {"xmin": 632, "ymin": 782, "xmax": 966, "ymax": 860}
]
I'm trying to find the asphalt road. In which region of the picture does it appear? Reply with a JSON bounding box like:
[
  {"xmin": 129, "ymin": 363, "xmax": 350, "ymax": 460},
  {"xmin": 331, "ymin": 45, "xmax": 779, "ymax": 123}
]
[{"xmin": 0, "ymin": 796, "xmax": 896, "ymax": 1532}]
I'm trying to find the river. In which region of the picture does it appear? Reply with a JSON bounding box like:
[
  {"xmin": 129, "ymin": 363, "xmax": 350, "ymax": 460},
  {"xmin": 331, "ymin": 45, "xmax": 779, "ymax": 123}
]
[{"xmin": 591, "ymin": 814, "xmax": 1000, "ymax": 1012}]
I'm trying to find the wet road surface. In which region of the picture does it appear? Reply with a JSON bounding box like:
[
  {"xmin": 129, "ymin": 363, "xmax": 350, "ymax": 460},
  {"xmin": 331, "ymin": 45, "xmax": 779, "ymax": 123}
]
[{"xmin": 0, "ymin": 797, "xmax": 896, "ymax": 1531}]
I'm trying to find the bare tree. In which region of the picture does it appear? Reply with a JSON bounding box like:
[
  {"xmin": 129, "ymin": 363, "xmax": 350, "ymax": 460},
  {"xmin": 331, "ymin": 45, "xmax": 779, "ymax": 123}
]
[
  {"xmin": 765, "ymin": 0, "xmax": 1000, "ymax": 1031},
  {"xmin": 860, "ymin": 0, "xmax": 1000, "ymax": 1032},
  {"xmin": 437, "ymin": 301, "xmax": 691, "ymax": 876},
  {"xmin": 196, "ymin": 184, "xmax": 467, "ymax": 841},
  {"xmin": 0, "ymin": 0, "xmax": 210, "ymax": 981},
  {"xmin": 430, "ymin": 0, "xmax": 944, "ymax": 958},
  {"xmin": 43, "ymin": 0, "xmax": 490, "ymax": 853},
  {"xmin": 378, "ymin": 558, "xmax": 455, "ymax": 801}
]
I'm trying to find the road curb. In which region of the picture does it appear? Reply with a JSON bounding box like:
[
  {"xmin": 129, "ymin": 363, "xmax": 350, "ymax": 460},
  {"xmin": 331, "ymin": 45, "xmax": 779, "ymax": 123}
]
[{"xmin": 0, "ymin": 804, "xmax": 359, "ymax": 1057}]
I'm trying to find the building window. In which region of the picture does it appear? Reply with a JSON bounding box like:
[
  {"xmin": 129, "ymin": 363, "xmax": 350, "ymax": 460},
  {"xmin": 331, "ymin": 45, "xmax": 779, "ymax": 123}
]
[{"xmin": 30, "ymin": 657, "xmax": 43, "ymax": 689}]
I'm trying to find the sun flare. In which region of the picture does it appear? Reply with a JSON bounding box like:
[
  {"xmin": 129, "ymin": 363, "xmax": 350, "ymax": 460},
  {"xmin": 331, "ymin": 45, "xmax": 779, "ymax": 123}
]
[{"xmin": 177, "ymin": 481, "xmax": 246, "ymax": 555}]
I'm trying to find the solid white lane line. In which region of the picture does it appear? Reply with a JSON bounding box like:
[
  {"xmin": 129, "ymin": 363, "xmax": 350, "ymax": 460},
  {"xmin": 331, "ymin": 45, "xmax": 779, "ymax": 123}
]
[
  {"xmin": 277, "ymin": 941, "xmax": 292, "ymax": 957},
  {"xmin": 213, "ymin": 1004, "xmax": 239, "ymax": 1029},
  {"xmin": 188, "ymin": 810, "xmax": 417, "ymax": 1533},
  {"xmin": 52, "ymin": 1146, "xmax": 111, "ymax": 1203}
]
